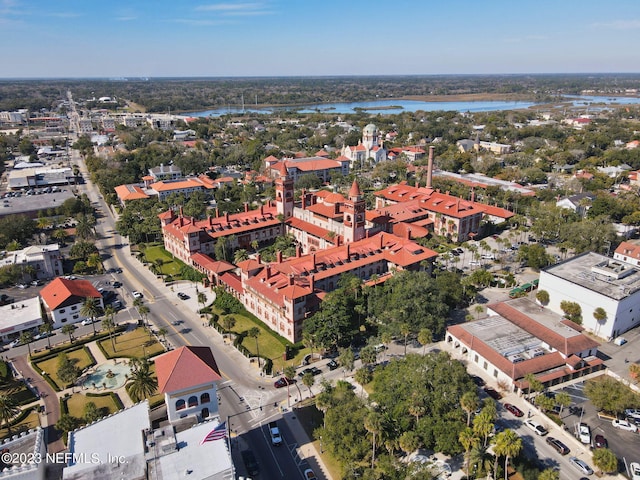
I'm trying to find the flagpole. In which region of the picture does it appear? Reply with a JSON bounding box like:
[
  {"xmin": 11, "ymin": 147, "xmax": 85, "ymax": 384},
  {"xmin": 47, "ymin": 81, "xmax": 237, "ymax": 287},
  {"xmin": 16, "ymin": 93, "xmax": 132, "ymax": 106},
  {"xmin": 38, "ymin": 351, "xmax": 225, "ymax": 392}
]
[{"xmin": 226, "ymin": 415, "xmax": 232, "ymax": 452}]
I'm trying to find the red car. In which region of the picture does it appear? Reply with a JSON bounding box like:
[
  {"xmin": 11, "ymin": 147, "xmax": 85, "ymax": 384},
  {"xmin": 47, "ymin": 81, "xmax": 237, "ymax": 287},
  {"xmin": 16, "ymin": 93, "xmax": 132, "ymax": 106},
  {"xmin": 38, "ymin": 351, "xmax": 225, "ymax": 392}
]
[
  {"xmin": 274, "ymin": 377, "xmax": 296, "ymax": 388},
  {"xmin": 504, "ymin": 403, "xmax": 524, "ymax": 417}
]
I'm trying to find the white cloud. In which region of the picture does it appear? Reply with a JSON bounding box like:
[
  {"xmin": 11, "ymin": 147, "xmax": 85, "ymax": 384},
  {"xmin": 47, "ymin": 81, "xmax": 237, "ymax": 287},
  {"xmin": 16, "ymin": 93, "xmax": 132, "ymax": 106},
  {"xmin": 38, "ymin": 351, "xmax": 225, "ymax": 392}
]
[
  {"xmin": 593, "ymin": 19, "xmax": 640, "ymax": 30},
  {"xmin": 195, "ymin": 2, "xmax": 272, "ymax": 16}
]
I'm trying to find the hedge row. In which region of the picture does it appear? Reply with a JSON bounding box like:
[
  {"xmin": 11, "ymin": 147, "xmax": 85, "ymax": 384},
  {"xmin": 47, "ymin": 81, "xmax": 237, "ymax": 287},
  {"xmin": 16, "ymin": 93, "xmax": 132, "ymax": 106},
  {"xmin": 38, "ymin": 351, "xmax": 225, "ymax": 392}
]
[
  {"xmin": 30, "ymin": 325, "xmax": 126, "ymax": 362},
  {"xmin": 86, "ymin": 391, "xmax": 124, "ymax": 411}
]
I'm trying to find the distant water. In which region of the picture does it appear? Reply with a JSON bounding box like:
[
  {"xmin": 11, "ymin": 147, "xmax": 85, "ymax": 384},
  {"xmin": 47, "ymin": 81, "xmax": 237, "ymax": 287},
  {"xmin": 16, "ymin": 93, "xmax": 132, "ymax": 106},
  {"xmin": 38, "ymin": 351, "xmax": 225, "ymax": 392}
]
[
  {"xmin": 183, "ymin": 99, "xmax": 536, "ymax": 117},
  {"xmin": 182, "ymin": 95, "xmax": 640, "ymax": 117}
]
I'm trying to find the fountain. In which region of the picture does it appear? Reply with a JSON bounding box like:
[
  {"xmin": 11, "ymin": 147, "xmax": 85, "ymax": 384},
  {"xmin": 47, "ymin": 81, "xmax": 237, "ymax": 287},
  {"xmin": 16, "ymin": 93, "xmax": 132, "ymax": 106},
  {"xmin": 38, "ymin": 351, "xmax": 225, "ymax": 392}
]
[{"xmin": 83, "ymin": 364, "xmax": 132, "ymax": 390}]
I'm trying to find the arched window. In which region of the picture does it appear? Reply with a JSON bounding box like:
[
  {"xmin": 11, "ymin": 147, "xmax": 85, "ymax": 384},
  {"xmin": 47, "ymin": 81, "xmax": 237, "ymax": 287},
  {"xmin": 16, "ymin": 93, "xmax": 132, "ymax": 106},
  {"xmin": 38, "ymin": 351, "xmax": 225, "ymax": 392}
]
[
  {"xmin": 175, "ymin": 399, "xmax": 186, "ymax": 411},
  {"xmin": 201, "ymin": 407, "xmax": 210, "ymax": 419},
  {"xmin": 200, "ymin": 393, "xmax": 211, "ymax": 404},
  {"xmin": 188, "ymin": 396, "xmax": 198, "ymax": 408}
]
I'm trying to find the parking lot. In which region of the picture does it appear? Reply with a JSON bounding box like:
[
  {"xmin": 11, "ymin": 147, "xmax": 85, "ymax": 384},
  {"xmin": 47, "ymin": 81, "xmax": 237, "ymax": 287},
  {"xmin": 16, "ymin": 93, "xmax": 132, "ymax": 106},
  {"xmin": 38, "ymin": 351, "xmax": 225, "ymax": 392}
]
[{"xmin": 552, "ymin": 378, "xmax": 640, "ymax": 470}]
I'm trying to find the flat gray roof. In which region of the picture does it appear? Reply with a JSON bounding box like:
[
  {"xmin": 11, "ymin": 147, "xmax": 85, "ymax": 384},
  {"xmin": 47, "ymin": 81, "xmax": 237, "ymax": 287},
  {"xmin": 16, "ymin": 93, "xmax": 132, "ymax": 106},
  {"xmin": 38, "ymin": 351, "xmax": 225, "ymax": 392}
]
[
  {"xmin": 0, "ymin": 296, "xmax": 43, "ymax": 333},
  {"xmin": 543, "ymin": 251, "xmax": 640, "ymax": 300},
  {"xmin": 464, "ymin": 316, "xmax": 541, "ymax": 358}
]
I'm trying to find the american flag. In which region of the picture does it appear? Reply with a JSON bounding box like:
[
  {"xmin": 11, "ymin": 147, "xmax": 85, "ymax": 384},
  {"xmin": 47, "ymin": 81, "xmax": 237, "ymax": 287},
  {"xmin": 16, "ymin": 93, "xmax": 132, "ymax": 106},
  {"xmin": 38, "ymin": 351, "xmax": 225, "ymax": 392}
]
[{"xmin": 200, "ymin": 421, "xmax": 227, "ymax": 444}]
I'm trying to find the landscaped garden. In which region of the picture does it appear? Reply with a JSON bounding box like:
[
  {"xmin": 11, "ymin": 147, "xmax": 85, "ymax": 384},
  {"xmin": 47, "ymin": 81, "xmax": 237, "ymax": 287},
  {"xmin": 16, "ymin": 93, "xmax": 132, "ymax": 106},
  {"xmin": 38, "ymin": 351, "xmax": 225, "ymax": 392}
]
[
  {"xmin": 0, "ymin": 408, "xmax": 40, "ymax": 440},
  {"xmin": 97, "ymin": 327, "xmax": 165, "ymax": 359},
  {"xmin": 33, "ymin": 347, "xmax": 95, "ymax": 391},
  {"xmin": 142, "ymin": 244, "xmax": 182, "ymax": 276},
  {"xmin": 64, "ymin": 392, "xmax": 122, "ymax": 419}
]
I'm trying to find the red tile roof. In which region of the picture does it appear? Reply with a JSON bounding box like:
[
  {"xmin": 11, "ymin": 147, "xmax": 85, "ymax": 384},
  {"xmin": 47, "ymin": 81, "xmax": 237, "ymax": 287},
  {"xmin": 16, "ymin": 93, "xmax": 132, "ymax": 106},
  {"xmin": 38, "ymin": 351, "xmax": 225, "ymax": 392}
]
[
  {"xmin": 615, "ymin": 241, "xmax": 640, "ymax": 261},
  {"xmin": 114, "ymin": 184, "xmax": 150, "ymax": 202},
  {"xmin": 40, "ymin": 277, "xmax": 102, "ymax": 310},
  {"xmin": 348, "ymin": 180, "xmax": 361, "ymax": 198},
  {"xmin": 155, "ymin": 346, "xmax": 222, "ymax": 393},
  {"xmin": 190, "ymin": 253, "xmax": 235, "ymax": 275}
]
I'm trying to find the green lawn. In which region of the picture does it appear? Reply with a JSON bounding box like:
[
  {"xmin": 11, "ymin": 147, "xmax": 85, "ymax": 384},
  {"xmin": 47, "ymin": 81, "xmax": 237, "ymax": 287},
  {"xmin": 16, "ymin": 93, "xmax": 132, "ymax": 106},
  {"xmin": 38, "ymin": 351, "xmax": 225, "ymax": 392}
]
[
  {"xmin": 143, "ymin": 245, "xmax": 182, "ymax": 276},
  {"xmin": 98, "ymin": 327, "xmax": 165, "ymax": 359},
  {"xmin": 216, "ymin": 311, "xmax": 310, "ymax": 368},
  {"xmin": 0, "ymin": 410, "xmax": 40, "ymax": 441},
  {"xmin": 65, "ymin": 392, "xmax": 120, "ymax": 419},
  {"xmin": 34, "ymin": 348, "xmax": 95, "ymax": 390}
]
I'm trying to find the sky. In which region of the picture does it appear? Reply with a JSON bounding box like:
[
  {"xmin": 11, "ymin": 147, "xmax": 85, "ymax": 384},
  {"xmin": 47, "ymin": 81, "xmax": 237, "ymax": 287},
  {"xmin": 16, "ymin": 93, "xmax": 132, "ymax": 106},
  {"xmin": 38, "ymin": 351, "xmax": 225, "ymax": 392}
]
[{"xmin": 2, "ymin": 0, "xmax": 640, "ymax": 78}]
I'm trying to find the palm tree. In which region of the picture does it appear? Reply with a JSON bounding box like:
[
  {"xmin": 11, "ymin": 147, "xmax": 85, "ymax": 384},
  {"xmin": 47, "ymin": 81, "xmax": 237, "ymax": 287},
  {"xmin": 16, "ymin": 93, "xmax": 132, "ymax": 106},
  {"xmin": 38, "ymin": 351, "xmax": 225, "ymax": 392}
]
[
  {"xmin": 80, "ymin": 296, "xmax": 102, "ymax": 336},
  {"xmin": 474, "ymin": 305, "xmax": 484, "ymax": 319},
  {"xmin": 75, "ymin": 213, "xmax": 96, "ymax": 240},
  {"xmin": 284, "ymin": 365, "xmax": 296, "ymax": 407},
  {"xmin": 234, "ymin": 249, "xmax": 249, "ymax": 264},
  {"xmin": 197, "ymin": 292, "xmax": 207, "ymax": 311},
  {"xmin": 102, "ymin": 315, "xmax": 116, "ymax": 351},
  {"xmin": 399, "ymin": 323, "xmax": 411, "ymax": 356},
  {"xmin": 221, "ymin": 315, "xmax": 236, "ymax": 338},
  {"xmin": 492, "ymin": 429, "xmax": 522, "ymax": 480},
  {"xmin": 380, "ymin": 331, "xmax": 392, "ymax": 359},
  {"xmin": 38, "ymin": 323, "xmax": 53, "ymax": 349},
  {"xmin": 592, "ymin": 448, "xmax": 617, "ymax": 474},
  {"xmin": 154, "ymin": 258, "xmax": 165, "ymax": 276},
  {"xmin": 19, "ymin": 331, "xmax": 34, "ymax": 358},
  {"xmin": 52, "ymin": 228, "xmax": 69, "ymax": 246},
  {"xmin": 86, "ymin": 252, "xmax": 103, "ymax": 273},
  {"xmin": 126, "ymin": 359, "xmax": 157, "ymax": 401},
  {"xmin": 593, "ymin": 307, "xmax": 607, "ymax": 335},
  {"xmin": 302, "ymin": 372, "xmax": 315, "ymax": 398},
  {"xmin": 302, "ymin": 332, "xmax": 316, "ymax": 361},
  {"xmin": 354, "ymin": 367, "xmax": 372, "ymax": 397},
  {"xmin": 247, "ymin": 327, "xmax": 261, "ymax": 367},
  {"xmin": 473, "ymin": 410, "xmax": 495, "ymax": 447},
  {"xmin": 0, "ymin": 395, "xmax": 19, "ymax": 435},
  {"xmin": 138, "ymin": 305, "xmax": 150, "ymax": 327},
  {"xmin": 417, "ymin": 328, "xmax": 432, "ymax": 355},
  {"xmin": 459, "ymin": 427, "xmax": 480, "ymax": 479},
  {"xmin": 62, "ymin": 324, "xmax": 76, "ymax": 344},
  {"xmin": 364, "ymin": 411, "xmax": 382, "ymax": 468},
  {"xmin": 460, "ymin": 390, "xmax": 480, "ymax": 427}
]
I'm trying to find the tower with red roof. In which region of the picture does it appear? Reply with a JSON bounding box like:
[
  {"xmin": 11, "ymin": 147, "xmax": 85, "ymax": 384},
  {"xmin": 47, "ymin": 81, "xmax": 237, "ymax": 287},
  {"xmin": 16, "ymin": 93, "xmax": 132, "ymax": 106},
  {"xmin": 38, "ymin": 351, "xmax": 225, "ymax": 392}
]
[
  {"xmin": 275, "ymin": 162, "xmax": 294, "ymax": 219},
  {"xmin": 343, "ymin": 179, "xmax": 366, "ymax": 243}
]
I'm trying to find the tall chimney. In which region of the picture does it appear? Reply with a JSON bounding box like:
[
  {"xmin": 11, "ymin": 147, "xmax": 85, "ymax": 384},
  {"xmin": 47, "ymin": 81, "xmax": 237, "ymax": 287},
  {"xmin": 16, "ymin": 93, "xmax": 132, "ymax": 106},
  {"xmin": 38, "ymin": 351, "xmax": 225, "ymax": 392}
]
[
  {"xmin": 225, "ymin": 212, "xmax": 229, "ymax": 222},
  {"xmin": 296, "ymin": 245, "xmax": 301, "ymax": 257},
  {"xmin": 312, "ymin": 253, "xmax": 316, "ymax": 269},
  {"xmin": 276, "ymin": 251, "xmax": 282, "ymax": 263},
  {"xmin": 470, "ymin": 186, "xmax": 475, "ymax": 203},
  {"xmin": 215, "ymin": 207, "xmax": 219, "ymax": 218},
  {"xmin": 260, "ymin": 205, "xmax": 264, "ymax": 215},
  {"xmin": 346, "ymin": 244, "xmax": 350, "ymax": 258},
  {"xmin": 289, "ymin": 274, "xmax": 294, "ymax": 286},
  {"xmin": 310, "ymin": 274, "xmax": 315, "ymax": 292},
  {"xmin": 426, "ymin": 145, "xmax": 435, "ymax": 188},
  {"xmin": 406, "ymin": 227, "xmax": 412, "ymax": 240},
  {"xmin": 244, "ymin": 202, "xmax": 249, "ymax": 213},
  {"xmin": 265, "ymin": 265, "xmax": 271, "ymax": 279},
  {"xmin": 256, "ymin": 254, "xmax": 261, "ymax": 264}
]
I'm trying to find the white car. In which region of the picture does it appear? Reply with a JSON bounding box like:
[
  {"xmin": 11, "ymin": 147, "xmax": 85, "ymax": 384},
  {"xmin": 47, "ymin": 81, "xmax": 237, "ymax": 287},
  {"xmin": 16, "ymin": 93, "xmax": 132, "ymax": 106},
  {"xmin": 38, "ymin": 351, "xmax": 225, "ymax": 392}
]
[
  {"xmin": 132, "ymin": 291, "xmax": 143, "ymax": 299},
  {"xmin": 81, "ymin": 318, "xmax": 98, "ymax": 326},
  {"xmin": 629, "ymin": 462, "xmax": 640, "ymax": 480},
  {"xmin": 524, "ymin": 419, "xmax": 548, "ymax": 436},
  {"xmin": 303, "ymin": 469, "xmax": 317, "ymax": 480},
  {"xmin": 578, "ymin": 423, "xmax": 591, "ymax": 444},
  {"xmin": 626, "ymin": 409, "xmax": 640, "ymax": 421},
  {"xmin": 569, "ymin": 457, "xmax": 593, "ymax": 476},
  {"xmin": 612, "ymin": 419, "xmax": 638, "ymax": 432}
]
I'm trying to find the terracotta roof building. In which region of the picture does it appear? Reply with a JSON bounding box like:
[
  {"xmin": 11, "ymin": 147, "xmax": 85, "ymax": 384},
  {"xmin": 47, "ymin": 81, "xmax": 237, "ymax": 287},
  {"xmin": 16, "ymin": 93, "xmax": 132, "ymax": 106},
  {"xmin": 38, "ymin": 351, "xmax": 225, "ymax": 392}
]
[
  {"xmin": 39, "ymin": 277, "xmax": 103, "ymax": 329},
  {"xmin": 446, "ymin": 297, "xmax": 603, "ymax": 392},
  {"xmin": 155, "ymin": 346, "xmax": 222, "ymax": 423}
]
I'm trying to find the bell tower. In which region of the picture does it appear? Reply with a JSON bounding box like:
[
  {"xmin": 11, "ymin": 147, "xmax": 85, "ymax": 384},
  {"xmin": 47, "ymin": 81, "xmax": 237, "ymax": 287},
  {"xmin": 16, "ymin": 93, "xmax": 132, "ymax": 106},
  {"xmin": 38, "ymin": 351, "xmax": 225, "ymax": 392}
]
[
  {"xmin": 343, "ymin": 179, "xmax": 366, "ymax": 243},
  {"xmin": 275, "ymin": 162, "xmax": 294, "ymax": 219}
]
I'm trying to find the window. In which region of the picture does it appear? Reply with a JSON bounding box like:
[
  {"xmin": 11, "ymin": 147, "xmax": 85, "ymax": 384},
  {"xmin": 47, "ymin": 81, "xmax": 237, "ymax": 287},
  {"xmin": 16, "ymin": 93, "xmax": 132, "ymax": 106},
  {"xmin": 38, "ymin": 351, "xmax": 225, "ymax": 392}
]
[
  {"xmin": 493, "ymin": 369, "xmax": 498, "ymax": 378},
  {"xmin": 474, "ymin": 354, "xmax": 479, "ymax": 363},
  {"xmin": 176, "ymin": 399, "xmax": 186, "ymax": 411},
  {"xmin": 72, "ymin": 315, "xmax": 78, "ymax": 319},
  {"xmin": 200, "ymin": 393, "xmax": 210, "ymax": 404},
  {"xmin": 188, "ymin": 396, "xmax": 198, "ymax": 408},
  {"xmin": 483, "ymin": 361, "xmax": 488, "ymax": 370},
  {"xmin": 71, "ymin": 306, "xmax": 77, "ymax": 311},
  {"xmin": 59, "ymin": 309, "xmax": 66, "ymax": 314}
]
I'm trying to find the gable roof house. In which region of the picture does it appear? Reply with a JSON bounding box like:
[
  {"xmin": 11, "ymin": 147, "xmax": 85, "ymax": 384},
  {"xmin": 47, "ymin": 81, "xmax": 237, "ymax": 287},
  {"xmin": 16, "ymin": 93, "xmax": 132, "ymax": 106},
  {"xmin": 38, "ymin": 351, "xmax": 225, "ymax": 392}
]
[{"xmin": 39, "ymin": 277, "xmax": 103, "ymax": 329}]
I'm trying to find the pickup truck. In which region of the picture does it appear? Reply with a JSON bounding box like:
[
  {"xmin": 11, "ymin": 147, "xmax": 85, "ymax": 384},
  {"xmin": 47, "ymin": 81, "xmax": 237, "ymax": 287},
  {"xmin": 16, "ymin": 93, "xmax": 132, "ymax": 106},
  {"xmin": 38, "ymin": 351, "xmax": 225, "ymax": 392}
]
[{"xmin": 268, "ymin": 421, "xmax": 282, "ymax": 446}]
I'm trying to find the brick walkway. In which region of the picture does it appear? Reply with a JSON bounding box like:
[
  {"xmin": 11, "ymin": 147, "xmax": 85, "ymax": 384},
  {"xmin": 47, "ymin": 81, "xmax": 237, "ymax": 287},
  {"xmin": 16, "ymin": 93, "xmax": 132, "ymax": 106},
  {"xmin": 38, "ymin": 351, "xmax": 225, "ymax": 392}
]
[{"xmin": 10, "ymin": 355, "xmax": 65, "ymax": 453}]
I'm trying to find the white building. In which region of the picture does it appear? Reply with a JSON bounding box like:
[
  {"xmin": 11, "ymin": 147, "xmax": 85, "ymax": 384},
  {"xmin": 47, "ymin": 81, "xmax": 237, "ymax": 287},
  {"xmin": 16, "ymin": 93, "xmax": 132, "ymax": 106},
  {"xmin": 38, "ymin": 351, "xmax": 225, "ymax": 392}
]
[
  {"xmin": 539, "ymin": 252, "xmax": 640, "ymax": 340},
  {"xmin": 0, "ymin": 244, "xmax": 63, "ymax": 280},
  {"xmin": 63, "ymin": 401, "xmax": 151, "ymax": 480},
  {"xmin": 614, "ymin": 241, "xmax": 640, "ymax": 267},
  {"xmin": 155, "ymin": 346, "xmax": 222, "ymax": 423},
  {"xmin": 39, "ymin": 278, "xmax": 103, "ymax": 329},
  {"xmin": 0, "ymin": 297, "xmax": 43, "ymax": 344},
  {"xmin": 342, "ymin": 123, "xmax": 387, "ymax": 167}
]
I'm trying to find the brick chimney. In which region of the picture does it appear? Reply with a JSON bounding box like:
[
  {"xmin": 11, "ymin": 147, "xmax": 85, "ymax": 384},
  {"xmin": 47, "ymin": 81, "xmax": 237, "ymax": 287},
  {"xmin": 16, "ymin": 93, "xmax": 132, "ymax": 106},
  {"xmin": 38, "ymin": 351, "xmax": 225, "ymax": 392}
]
[
  {"xmin": 288, "ymin": 274, "xmax": 294, "ymax": 286},
  {"xmin": 312, "ymin": 253, "xmax": 316, "ymax": 269},
  {"xmin": 225, "ymin": 212, "xmax": 230, "ymax": 223},
  {"xmin": 406, "ymin": 227, "xmax": 412, "ymax": 240},
  {"xmin": 256, "ymin": 254, "xmax": 261, "ymax": 264},
  {"xmin": 265, "ymin": 265, "xmax": 271, "ymax": 279},
  {"xmin": 260, "ymin": 205, "xmax": 264, "ymax": 215},
  {"xmin": 296, "ymin": 245, "xmax": 301, "ymax": 257},
  {"xmin": 310, "ymin": 274, "xmax": 315, "ymax": 292},
  {"xmin": 426, "ymin": 145, "xmax": 435, "ymax": 188},
  {"xmin": 215, "ymin": 207, "xmax": 219, "ymax": 218},
  {"xmin": 244, "ymin": 202, "xmax": 249, "ymax": 213},
  {"xmin": 276, "ymin": 251, "xmax": 282, "ymax": 263},
  {"xmin": 346, "ymin": 244, "xmax": 350, "ymax": 258}
]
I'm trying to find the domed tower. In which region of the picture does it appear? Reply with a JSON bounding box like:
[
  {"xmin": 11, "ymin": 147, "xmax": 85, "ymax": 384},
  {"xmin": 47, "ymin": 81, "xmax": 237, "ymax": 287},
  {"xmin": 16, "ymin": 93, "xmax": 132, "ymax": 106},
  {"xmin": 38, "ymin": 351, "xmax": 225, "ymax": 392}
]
[
  {"xmin": 362, "ymin": 124, "xmax": 379, "ymax": 151},
  {"xmin": 343, "ymin": 179, "xmax": 366, "ymax": 243}
]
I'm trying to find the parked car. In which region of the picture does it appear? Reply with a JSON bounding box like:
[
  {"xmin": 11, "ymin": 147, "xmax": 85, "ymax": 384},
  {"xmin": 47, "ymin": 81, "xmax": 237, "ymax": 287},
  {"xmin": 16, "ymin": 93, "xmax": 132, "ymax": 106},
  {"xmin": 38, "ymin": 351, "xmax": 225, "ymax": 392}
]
[
  {"xmin": 132, "ymin": 291, "xmax": 143, "ymax": 299},
  {"xmin": 593, "ymin": 434, "xmax": 608, "ymax": 449},
  {"xmin": 504, "ymin": 403, "xmax": 524, "ymax": 417},
  {"xmin": 303, "ymin": 469, "xmax": 318, "ymax": 480},
  {"xmin": 241, "ymin": 450, "xmax": 259, "ymax": 476},
  {"xmin": 546, "ymin": 437, "xmax": 570, "ymax": 455},
  {"xmin": 274, "ymin": 377, "xmax": 296, "ymax": 389},
  {"xmin": 612, "ymin": 419, "xmax": 638, "ymax": 432},
  {"xmin": 177, "ymin": 292, "xmax": 190, "ymax": 300},
  {"xmin": 578, "ymin": 423, "xmax": 591, "ymax": 445},
  {"xmin": 8, "ymin": 339, "xmax": 21, "ymax": 348},
  {"xmin": 33, "ymin": 331, "xmax": 53, "ymax": 341},
  {"xmin": 327, "ymin": 359, "xmax": 339, "ymax": 370},
  {"xmin": 298, "ymin": 367, "xmax": 322, "ymax": 378},
  {"xmin": 524, "ymin": 419, "xmax": 548, "ymax": 436},
  {"xmin": 112, "ymin": 281, "xmax": 122, "ymax": 288},
  {"xmin": 569, "ymin": 457, "xmax": 593, "ymax": 476},
  {"xmin": 629, "ymin": 462, "xmax": 640, "ymax": 480},
  {"xmin": 81, "ymin": 318, "xmax": 98, "ymax": 326},
  {"xmin": 471, "ymin": 375, "xmax": 485, "ymax": 387},
  {"xmin": 483, "ymin": 386, "xmax": 502, "ymax": 400}
]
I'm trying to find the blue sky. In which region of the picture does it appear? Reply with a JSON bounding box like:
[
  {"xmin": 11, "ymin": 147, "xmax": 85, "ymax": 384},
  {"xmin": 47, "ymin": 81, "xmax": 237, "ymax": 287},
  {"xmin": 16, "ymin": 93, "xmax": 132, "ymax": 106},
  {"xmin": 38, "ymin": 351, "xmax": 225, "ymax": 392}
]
[{"xmin": 2, "ymin": 0, "xmax": 640, "ymax": 78}]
